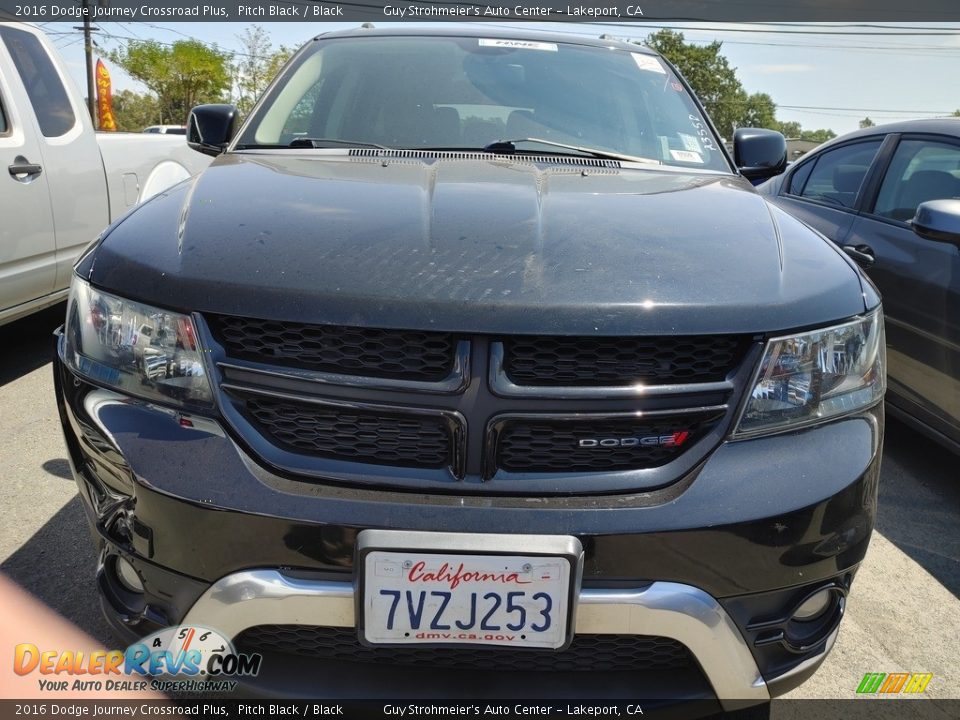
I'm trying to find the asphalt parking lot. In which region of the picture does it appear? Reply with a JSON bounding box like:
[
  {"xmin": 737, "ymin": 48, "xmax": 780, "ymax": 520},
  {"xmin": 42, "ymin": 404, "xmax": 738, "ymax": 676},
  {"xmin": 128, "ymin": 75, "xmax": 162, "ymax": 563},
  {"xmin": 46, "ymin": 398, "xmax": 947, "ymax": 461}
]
[{"xmin": 1, "ymin": 304, "xmax": 958, "ymax": 704}]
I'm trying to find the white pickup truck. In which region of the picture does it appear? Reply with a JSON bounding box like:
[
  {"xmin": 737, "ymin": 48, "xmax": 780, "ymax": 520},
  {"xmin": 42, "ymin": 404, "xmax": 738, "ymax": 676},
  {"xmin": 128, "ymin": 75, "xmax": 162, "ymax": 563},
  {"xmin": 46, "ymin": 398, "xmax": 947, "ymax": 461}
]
[{"xmin": 0, "ymin": 23, "xmax": 210, "ymax": 326}]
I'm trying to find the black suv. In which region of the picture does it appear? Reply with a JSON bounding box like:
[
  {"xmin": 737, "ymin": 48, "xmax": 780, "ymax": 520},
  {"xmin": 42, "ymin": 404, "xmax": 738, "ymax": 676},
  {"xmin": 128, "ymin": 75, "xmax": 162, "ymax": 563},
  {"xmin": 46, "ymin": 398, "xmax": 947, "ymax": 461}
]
[{"xmin": 55, "ymin": 27, "xmax": 885, "ymax": 711}]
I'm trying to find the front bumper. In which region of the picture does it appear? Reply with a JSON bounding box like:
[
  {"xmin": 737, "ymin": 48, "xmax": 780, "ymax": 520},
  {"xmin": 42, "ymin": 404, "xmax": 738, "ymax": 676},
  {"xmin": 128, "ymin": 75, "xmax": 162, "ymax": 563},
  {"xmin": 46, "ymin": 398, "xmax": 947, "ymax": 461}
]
[
  {"xmin": 54, "ymin": 334, "xmax": 882, "ymax": 708},
  {"xmin": 183, "ymin": 569, "xmax": 818, "ymax": 706}
]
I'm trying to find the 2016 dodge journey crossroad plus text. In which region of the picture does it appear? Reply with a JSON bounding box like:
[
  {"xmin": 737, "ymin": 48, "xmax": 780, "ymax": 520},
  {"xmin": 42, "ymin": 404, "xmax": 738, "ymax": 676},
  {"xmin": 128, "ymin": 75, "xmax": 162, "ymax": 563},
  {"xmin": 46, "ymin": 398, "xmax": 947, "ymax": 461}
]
[{"xmin": 54, "ymin": 26, "xmax": 886, "ymax": 713}]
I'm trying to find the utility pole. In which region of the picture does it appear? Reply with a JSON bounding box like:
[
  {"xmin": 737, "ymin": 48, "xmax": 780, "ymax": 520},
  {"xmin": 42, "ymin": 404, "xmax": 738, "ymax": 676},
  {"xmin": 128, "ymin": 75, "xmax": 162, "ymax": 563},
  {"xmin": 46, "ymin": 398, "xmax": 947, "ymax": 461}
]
[{"xmin": 80, "ymin": 0, "xmax": 96, "ymax": 127}]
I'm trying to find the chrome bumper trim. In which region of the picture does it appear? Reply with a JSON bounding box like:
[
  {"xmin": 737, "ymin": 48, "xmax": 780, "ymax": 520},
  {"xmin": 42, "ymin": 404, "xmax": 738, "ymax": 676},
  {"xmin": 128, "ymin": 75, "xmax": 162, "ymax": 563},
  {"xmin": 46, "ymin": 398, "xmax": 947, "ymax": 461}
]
[
  {"xmin": 183, "ymin": 570, "xmax": 769, "ymax": 708},
  {"xmin": 765, "ymin": 625, "xmax": 840, "ymax": 695}
]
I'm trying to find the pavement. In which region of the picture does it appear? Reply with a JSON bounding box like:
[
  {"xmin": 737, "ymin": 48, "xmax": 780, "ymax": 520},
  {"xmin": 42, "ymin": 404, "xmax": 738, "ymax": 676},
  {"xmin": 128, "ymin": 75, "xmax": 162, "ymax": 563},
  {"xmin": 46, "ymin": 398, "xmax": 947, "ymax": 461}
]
[{"xmin": 1, "ymin": 303, "xmax": 958, "ymax": 703}]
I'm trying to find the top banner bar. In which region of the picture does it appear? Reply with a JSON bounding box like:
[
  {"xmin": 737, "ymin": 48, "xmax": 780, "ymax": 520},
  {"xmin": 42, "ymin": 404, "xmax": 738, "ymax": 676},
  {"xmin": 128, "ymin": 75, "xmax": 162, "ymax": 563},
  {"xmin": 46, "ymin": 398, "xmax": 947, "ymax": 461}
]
[{"xmin": 3, "ymin": 1, "xmax": 960, "ymax": 23}]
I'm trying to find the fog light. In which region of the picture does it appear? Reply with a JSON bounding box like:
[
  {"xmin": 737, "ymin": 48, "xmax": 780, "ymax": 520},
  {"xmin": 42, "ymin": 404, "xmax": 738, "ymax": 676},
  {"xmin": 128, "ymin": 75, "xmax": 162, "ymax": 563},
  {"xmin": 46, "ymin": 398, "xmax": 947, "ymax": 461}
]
[
  {"xmin": 792, "ymin": 587, "xmax": 832, "ymax": 621},
  {"xmin": 115, "ymin": 557, "xmax": 144, "ymax": 594}
]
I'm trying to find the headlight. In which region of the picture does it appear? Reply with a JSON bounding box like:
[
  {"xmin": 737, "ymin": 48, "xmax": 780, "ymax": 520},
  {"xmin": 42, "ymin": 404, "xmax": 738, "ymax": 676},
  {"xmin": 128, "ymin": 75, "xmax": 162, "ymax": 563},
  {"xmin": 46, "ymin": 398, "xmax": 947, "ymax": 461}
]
[
  {"xmin": 734, "ymin": 309, "xmax": 885, "ymax": 437},
  {"xmin": 63, "ymin": 276, "xmax": 213, "ymax": 407}
]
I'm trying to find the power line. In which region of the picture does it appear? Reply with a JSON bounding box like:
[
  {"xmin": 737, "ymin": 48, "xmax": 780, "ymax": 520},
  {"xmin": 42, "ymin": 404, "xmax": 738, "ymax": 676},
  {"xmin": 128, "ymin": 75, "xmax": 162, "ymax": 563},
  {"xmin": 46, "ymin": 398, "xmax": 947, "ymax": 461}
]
[
  {"xmin": 726, "ymin": 22, "xmax": 960, "ymax": 30},
  {"xmin": 487, "ymin": 22, "xmax": 960, "ymax": 54},
  {"xmin": 778, "ymin": 104, "xmax": 955, "ymax": 114},
  {"xmin": 587, "ymin": 21, "xmax": 960, "ymax": 36}
]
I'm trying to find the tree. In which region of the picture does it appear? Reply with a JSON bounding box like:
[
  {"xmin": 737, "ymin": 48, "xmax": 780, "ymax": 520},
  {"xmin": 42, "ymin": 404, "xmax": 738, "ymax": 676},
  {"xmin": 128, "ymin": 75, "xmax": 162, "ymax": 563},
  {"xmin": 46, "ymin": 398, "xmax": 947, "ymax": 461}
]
[
  {"xmin": 644, "ymin": 30, "xmax": 745, "ymax": 138},
  {"xmin": 741, "ymin": 92, "xmax": 778, "ymax": 129},
  {"xmin": 111, "ymin": 90, "xmax": 162, "ymax": 132},
  {"xmin": 800, "ymin": 128, "xmax": 837, "ymax": 143},
  {"xmin": 859, "ymin": 117, "xmax": 875, "ymax": 129},
  {"xmin": 232, "ymin": 25, "xmax": 294, "ymax": 117},
  {"xmin": 776, "ymin": 121, "xmax": 803, "ymax": 138},
  {"xmin": 108, "ymin": 40, "xmax": 232, "ymax": 125}
]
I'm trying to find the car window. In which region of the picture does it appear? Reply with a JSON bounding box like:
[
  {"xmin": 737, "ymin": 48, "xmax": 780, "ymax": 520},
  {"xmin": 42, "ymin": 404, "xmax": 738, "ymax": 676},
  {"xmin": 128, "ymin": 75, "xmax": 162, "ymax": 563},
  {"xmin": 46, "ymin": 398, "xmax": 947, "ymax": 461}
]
[
  {"xmin": 795, "ymin": 140, "xmax": 882, "ymax": 209},
  {"xmin": 785, "ymin": 160, "xmax": 814, "ymax": 196},
  {"xmin": 0, "ymin": 92, "xmax": 7, "ymax": 135},
  {"xmin": 240, "ymin": 36, "xmax": 731, "ymax": 171},
  {"xmin": 873, "ymin": 139, "xmax": 960, "ymax": 222},
  {"xmin": 0, "ymin": 26, "xmax": 76, "ymax": 137}
]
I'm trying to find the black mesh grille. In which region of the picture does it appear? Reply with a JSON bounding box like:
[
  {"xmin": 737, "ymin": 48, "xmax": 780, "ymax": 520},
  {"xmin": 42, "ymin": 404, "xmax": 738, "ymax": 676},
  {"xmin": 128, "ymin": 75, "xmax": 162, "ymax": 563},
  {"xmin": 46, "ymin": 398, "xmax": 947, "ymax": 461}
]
[
  {"xmin": 504, "ymin": 335, "xmax": 747, "ymax": 386},
  {"xmin": 496, "ymin": 413, "xmax": 723, "ymax": 473},
  {"xmin": 235, "ymin": 625, "xmax": 693, "ymax": 672},
  {"xmin": 210, "ymin": 315, "xmax": 457, "ymax": 381},
  {"xmin": 242, "ymin": 396, "xmax": 452, "ymax": 469}
]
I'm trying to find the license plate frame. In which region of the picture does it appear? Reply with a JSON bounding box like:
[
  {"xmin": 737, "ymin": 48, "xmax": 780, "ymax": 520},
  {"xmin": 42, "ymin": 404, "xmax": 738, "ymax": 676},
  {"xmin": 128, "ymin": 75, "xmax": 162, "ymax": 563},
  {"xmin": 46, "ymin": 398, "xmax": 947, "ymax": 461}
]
[{"xmin": 356, "ymin": 530, "xmax": 583, "ymax": 651}]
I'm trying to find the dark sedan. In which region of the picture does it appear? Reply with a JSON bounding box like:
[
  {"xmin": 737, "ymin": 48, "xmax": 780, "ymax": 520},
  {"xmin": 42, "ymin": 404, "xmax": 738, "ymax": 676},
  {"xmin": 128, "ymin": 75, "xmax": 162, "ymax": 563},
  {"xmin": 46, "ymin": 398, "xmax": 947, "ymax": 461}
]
[{"xmin": 759, "ymin": 119, "xmax": 960, "ymax": 453}]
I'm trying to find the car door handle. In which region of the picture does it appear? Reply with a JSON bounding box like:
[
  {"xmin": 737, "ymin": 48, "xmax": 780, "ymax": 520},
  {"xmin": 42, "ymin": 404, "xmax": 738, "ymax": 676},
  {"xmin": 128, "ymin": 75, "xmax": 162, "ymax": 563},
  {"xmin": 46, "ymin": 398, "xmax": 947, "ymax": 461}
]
[
  {"xmin": 8, "ymin": 156, "xmax": 43, "ymax": 181},
  {"xmin": 842, "ymin": 244, "xmax": 875, "ymax": 270}
]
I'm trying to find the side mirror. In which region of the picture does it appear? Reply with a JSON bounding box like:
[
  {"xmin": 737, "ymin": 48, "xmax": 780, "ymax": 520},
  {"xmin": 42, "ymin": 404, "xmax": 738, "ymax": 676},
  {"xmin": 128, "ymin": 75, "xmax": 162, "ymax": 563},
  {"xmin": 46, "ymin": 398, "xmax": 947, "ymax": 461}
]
[
  {"xmin": 912, "ymin": 199, "xmax": 960, "ymax": 246},
  {"xmin": 734, "ymin": 128, "xmax": 788, "ymax": 182},
  {"xmin": 187, "ymin": 104, "xmax": 238, "ymax": 157}
]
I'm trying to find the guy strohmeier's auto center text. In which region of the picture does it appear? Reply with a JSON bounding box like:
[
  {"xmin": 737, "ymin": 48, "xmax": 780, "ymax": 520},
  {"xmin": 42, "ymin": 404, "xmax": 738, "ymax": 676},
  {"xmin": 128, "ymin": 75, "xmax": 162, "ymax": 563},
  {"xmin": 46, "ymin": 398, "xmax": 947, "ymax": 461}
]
[{"xmin": 382, "ymin": 5, "xmax": 644, "ymax": 18}]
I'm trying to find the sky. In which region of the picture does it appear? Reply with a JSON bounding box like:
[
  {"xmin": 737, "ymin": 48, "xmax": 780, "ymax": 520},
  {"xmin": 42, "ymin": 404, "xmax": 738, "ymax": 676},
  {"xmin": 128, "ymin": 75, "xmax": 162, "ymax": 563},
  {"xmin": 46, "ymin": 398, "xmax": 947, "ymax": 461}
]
[{"xmin": 33, "ymin": 20, "xmax": 960, "ymax": 136}]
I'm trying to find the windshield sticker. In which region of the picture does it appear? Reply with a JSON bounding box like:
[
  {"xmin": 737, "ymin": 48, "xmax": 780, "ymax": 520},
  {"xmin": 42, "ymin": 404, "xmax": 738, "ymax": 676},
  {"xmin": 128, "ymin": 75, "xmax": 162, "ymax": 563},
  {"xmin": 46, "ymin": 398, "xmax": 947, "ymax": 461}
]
[
  {"xmin": 671, "ymin": 82, "xmax": 685, "ymax": 92},
  {"xmin": 670, "ymin": 149, "xmax": 704, "ymax": 164},
  {"xmin": 687, "ymin": 115, "xmax": 719, "ymax": 152},
  {"xmin": 479, "ymin": 39, "xmax": 558, "ymax": 52},
  {"xmin": 632, "ymin": 54, "xmax": 667, "ymax": 74},
  {"xmin": 679, "ymin": 133, "xmax": 702, "ymax": 153}
]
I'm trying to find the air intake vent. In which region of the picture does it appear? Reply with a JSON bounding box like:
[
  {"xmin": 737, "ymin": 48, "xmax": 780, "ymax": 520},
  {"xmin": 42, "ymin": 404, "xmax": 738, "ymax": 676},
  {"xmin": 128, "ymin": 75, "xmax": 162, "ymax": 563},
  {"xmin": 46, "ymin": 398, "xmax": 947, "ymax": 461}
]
[
  {"xmin": 209, "ymin": 315, "xmax": 458, "ymax": 382},
  {"xmin": 240, "ymin": 395, "xmax": 455, "ymax": 470},
  {"xmin": 348, "ymin": 148, "xmax": 621, "ymax": 168},
  {"xmin": 235, "ymin": 625, "xmax": 694, "ymax": 672},
  {"xmin": 504, "ymin": 335, "xmax": 748, "ymax": 387},
  {"xmin": 493, "ymin": 411, "xmax": 725, "ymax": 474}
]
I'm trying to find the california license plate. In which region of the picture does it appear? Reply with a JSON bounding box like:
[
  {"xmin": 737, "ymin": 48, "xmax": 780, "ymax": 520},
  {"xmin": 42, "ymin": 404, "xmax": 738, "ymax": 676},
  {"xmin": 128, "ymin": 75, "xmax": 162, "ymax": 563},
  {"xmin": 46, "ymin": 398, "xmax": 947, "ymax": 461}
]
[
  {"xmin": 358, "ymin": 531, "xmax": 582, "ymax": 649},
  {"xmin": 360, "ymin": 550, "xmax": 574, "ymax": 649}
]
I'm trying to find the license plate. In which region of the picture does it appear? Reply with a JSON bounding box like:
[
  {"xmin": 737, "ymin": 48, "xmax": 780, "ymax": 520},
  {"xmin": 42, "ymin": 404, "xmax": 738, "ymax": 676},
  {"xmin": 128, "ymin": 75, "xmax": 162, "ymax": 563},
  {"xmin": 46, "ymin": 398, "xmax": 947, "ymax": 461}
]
[{"xmin": 361, "ymin": 551, "xmax": 573, "ymax": 649}]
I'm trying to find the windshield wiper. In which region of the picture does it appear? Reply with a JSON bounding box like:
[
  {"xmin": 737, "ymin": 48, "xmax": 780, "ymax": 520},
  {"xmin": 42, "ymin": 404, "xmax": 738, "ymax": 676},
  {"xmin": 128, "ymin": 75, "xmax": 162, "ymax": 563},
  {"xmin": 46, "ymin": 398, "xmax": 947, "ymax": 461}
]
[
  {"xmin": 484, "ymin": 138, "xmax": 660, "ymax": 166},
  {"xmin": 288, "ymin": 138, "xmax": 392, "ymax": 150}
]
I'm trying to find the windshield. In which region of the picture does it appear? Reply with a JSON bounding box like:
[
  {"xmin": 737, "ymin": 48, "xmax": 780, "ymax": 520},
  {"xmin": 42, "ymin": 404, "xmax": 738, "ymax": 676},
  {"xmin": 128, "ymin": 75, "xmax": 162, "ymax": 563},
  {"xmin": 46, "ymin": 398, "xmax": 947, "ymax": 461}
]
[{"xmin": 238, "ymin": 35, "xmax": 730, "ymax": 172}]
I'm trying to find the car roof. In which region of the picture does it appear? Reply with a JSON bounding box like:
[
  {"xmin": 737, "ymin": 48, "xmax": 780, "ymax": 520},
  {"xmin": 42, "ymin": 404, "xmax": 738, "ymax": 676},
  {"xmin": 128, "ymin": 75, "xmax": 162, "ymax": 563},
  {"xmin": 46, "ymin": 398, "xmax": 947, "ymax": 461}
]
[
  {"xmin": 816, "ymin": 118, "xmax": 960, "ymax": 149},
  {"xmin": 313, "ymin": 24, "xmax": 658, "ymax": 56}
]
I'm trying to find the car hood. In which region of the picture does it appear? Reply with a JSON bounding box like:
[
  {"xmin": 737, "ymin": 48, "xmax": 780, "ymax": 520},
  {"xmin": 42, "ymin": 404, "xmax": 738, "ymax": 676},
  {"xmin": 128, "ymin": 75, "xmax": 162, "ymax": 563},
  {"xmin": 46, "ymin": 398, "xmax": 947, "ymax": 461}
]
[{"xmin": 84, "ymin": 152, "xmax": 867, "ymax": 335}]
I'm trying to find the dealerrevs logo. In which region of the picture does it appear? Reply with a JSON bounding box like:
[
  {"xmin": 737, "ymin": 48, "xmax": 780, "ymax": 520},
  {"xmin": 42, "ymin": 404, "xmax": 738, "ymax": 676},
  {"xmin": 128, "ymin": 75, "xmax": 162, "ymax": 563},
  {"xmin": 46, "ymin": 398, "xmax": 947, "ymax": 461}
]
[
  {"xmin": 578, "ymin": 431, "xmax": 691, "ymax": 448},
  {"xmin": 13, "ymin": 625, "xmax": 261, "ymax": 693}
]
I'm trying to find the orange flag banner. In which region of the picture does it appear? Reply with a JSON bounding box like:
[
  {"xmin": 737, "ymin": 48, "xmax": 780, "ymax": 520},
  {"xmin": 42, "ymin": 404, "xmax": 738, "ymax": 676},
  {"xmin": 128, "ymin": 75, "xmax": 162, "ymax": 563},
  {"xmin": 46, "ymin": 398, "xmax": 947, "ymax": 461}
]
[{"xmin": 95, "ymin": 59, "xmax": 117, "ymax": 131}]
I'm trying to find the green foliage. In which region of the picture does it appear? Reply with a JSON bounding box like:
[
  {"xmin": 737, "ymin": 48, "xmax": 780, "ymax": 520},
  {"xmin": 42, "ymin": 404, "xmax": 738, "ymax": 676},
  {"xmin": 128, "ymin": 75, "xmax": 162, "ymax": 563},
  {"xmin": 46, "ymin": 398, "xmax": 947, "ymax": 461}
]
[
  {"xmin": 108, "ymin": 40, "xmax": 231, "ymax": 125},
  {"xmin": 740, "ymin": 92, "xmax": 778, "ymax": 129},
  {"xmin": 232, "ymin": 25, "xmax": 294, "ymax": 117},
  {"xmin": 800, "ymin": 128, "xmax": 837, "ymax": 143},
  {"xmin": 859, "ymin": 117, "xmax": 876, "ymax": 129},
  {"xmin": 776, "ymin": 121, "xmax": 803, "ymax": 138},
  {"xmin": 110, "ymin": 89, "xmax": 162, "ymax": 132}
]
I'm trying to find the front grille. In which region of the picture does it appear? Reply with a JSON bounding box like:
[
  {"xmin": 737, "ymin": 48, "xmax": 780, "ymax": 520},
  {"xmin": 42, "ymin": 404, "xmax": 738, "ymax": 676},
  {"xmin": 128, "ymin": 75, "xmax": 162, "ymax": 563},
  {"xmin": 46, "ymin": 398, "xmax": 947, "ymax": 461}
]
[
  {"xmin": 209, "ymin": 315, "xmax": 457, "ymax": 381},
  {"xmin": 208, "ymin": 316, "xmax": 747, "ymax": 488},
  {"xmin": 504, "ymin": 335, "xmax": 747, "ymax": 386},
  {"xmin": 241, "ymin": 395, "xmax": 452, "ymax": 469},
  {"xmin": 495, "ymin": 412, "xmax": 724, "ymax": 473},
  {"xmin": 235, "ymin": 625, "xmax": 693, "ymax": 672}
]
